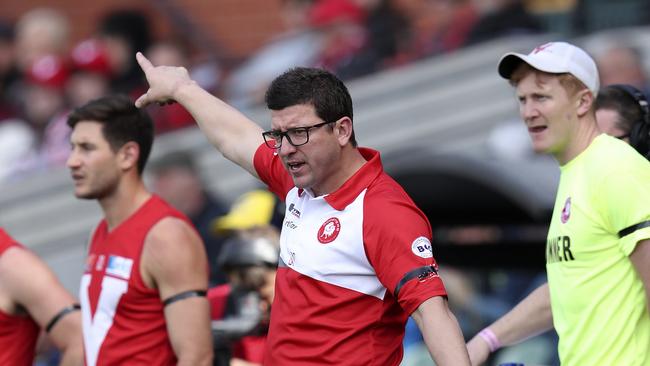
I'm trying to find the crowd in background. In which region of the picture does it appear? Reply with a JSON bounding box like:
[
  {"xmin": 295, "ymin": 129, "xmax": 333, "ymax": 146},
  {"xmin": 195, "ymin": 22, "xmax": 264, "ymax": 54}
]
[
  {"xmin": 1, "ymin": 0, "xmax": 650, "ymax": 184},
  {"xmin": 2, "ymin": 1, "xmax": 650, "ymax": 366}
]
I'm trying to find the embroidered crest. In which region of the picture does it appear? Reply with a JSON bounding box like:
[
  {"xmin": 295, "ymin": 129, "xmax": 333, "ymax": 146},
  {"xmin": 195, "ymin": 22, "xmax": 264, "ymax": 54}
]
[{"xmin": 317, "ymin": 217, "xmax": 341, "ymax": 244}]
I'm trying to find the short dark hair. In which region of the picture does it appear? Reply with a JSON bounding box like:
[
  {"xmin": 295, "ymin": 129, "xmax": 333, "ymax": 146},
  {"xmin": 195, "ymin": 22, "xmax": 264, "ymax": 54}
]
[
  {"xmin": 596, "ymin": 85, "xmax": 645, "ymax": 135},
  {"xmin": 67, "ymin": 95, "xmax": 154, "ymax": 174},
  {"xmin": 265, "ymin": 67, "xmax": 357, "ymax": 147}
]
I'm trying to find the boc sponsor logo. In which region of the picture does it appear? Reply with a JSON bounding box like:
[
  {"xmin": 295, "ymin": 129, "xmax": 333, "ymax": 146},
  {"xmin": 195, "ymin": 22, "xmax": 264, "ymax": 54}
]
[{"xmin": 411, "ymin": 237, "xmax": 433, "ymax": 258}]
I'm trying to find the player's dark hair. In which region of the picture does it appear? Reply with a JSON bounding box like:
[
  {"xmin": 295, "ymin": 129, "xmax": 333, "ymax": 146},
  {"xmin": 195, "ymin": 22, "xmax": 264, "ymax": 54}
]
[
  {"xmin": 265, "ymin": 67, "xmax": 357, "ymax": 147},
  {"xmin": 67, "ymin": 94, "xmax": 154, "ymax": 174}
]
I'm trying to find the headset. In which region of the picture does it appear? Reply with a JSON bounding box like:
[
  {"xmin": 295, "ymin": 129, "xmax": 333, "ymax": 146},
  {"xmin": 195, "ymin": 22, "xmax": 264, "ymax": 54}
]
[{"xmin": 610, "ymin": 84, "xmax": 650, "ymax": 160}]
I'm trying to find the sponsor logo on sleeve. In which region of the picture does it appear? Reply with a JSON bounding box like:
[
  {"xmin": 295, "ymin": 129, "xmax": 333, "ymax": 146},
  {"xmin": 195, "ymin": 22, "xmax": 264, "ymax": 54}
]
[
  {"xmin": 411, "ymin": 237, "xmax": 433, "ymax": 258},
  {"xmin": 317, "ymin": 217, "xmax": 341, "ymax": 244},
  {"xmin": 105, "ymin": 255, "xmax": 134, "ymax": 280}
]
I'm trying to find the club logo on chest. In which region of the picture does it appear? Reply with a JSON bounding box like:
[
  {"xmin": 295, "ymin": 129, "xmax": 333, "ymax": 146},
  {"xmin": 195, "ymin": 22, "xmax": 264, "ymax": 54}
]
[{"xmin": 317, "ymin": 217, "xmax": 341, "ymax": 244}]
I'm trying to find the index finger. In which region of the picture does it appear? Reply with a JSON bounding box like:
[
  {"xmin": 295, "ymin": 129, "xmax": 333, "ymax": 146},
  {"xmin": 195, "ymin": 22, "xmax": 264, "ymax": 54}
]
[{"xmin": 136, "ymin": 52, "xmax": 154, "ymax": 72}]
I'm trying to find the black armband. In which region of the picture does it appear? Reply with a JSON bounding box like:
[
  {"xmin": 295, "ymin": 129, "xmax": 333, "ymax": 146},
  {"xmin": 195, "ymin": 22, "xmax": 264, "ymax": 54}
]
[
  {"xmin": 394, "ymin": 266, "xmax": 439, "ymax": 298},
  {"xmin": 163, "ymin": 290, "xmax": 207, "ymax": 307},
  {"xmin": 46, "ymin": 304, "xmax": 80, "ymax": 333},
  {"xmin": 618, "ymin": 220, "xmax": 650, "ymax": 238}
]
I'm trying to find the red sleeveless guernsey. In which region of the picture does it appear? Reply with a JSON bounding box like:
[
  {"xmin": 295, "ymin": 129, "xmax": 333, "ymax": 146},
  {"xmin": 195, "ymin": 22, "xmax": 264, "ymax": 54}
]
[
  {"xmin": 80, "ymin": 195, "xmax": 195, "ymax": 365},
  {"xmin": 0, "ymin": 229, "xmax": 40, "ymax": 366}
]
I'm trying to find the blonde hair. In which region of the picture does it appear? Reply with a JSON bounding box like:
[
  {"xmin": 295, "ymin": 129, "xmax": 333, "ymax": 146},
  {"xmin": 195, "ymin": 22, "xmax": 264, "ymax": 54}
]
[{"xmin": 509, "ymin": 63, "xmax": 586, "ymax": 97}]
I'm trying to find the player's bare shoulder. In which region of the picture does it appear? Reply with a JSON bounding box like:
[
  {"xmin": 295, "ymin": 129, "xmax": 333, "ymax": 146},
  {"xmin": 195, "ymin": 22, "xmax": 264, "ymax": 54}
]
[{"xmin": 141, "ymin": 217, "xmax": 208, "ymax": 290}]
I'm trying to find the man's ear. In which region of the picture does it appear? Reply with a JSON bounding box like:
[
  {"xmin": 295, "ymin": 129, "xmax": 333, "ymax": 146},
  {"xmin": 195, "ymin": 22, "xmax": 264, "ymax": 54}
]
[
  {"xmin": 576, "ymin": 89, "xmax": 594, "ymax": 117},
  {"xmin": 118, "ymin": 141, "xmax": 140, "ymax": 172},
  {"xmin": 335, "ymin": 117, "xmax": 353, "ymax": 146}
]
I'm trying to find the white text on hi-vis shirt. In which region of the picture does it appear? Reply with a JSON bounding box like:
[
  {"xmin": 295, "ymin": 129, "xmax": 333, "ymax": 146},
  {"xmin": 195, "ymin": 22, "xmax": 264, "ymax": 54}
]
[{"xmin": 411, "ymin": 237, "xmax": 433, "ymax": 258}]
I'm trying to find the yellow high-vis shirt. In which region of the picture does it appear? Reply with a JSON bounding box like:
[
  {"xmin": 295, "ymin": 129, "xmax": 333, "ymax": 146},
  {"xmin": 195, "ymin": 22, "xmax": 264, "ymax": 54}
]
[{"xmin": 547, "ymin": 134, "xmax": 650, "ymax": 366}]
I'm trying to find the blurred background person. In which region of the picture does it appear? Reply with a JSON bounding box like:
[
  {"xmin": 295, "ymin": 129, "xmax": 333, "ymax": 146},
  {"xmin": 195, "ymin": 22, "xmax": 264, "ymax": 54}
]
[
  {"xmin": 595, "ymin": 44, "xmax": 650, "ymax": 97},
  {"xmin": 97, "ymin": 9, "xmax": 152, "ymax": 96},
  {"xmin": 66, "ymin": 38, "xmax": 112, "ymax": 109},
  {"xmin": 209, "ymin": 225, "xmax": 281, "ymax": 366},
  {"xmin": 145, "ymin": 39, "xmax": 197, "ymax": 134},
  {"xmin": 149, "ymin": 150, "xmax": 230, "ymax": 286},
  {"xmin": 595, "ymin": 84, "xmax": 650, "ymax": 159},
  {"xmin": 13, "ymin": 8, "xmax": 70, "ymax": 74}
]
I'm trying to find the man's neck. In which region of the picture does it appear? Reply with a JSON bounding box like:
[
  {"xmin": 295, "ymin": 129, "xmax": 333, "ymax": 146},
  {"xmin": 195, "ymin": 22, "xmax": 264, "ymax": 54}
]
[
  {"xmin": 556, "ymin": 116, "xmax": 601, "ymax": 165},
  {"xmin": 99, "ymin": 178, "xmax": 152, "ymax": 231},
  {"xmin": 312, "ymin": 147, "xmax": 367, "ymax": 197}
]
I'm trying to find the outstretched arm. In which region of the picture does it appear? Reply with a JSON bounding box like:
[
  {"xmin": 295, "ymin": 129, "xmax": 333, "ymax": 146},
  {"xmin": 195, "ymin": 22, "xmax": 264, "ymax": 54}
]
[
  {"xmin": 466, "ymin": 282, "xmax": 553, "ymax": 366},
  {"xmin": 412, "ymin": 296, "xmax": 471, "ymax": 366},
  {"xmin": 0, "ymin": 247, "xmax": 83, "ymax": 366},
  {"xmin": 135, "ymin": 52, "xmax": 264, "ymax": 177},
  {"xmin": 142, "ymin": 217, "xmax": 213, "ymax": 366}
]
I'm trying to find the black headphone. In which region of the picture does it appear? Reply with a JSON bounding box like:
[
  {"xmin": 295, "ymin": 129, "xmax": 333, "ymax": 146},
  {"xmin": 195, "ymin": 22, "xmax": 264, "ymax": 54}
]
[{"xmin": 610, "ymin": 84, "xmax": 650, "ymax": 159}]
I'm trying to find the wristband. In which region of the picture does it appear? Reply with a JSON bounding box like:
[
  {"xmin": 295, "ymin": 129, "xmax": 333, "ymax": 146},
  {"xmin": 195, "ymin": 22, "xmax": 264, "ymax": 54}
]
[{"xmin": 478, "ymin": 328, "xmax": 501, "ymax": 352}]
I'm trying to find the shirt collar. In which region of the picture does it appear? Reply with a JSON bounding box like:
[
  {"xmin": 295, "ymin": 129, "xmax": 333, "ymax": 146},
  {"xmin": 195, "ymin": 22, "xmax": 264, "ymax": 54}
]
[{"xmin": 321, "ymin": 148, "xmax": 383, "ymax": 211}]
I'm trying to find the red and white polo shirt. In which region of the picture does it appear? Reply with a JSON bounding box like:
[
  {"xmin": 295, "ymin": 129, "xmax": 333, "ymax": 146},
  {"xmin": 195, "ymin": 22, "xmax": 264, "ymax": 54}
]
[{"xmin": 254, "ymin": 145, "xmax": 446, "ymax": 365}]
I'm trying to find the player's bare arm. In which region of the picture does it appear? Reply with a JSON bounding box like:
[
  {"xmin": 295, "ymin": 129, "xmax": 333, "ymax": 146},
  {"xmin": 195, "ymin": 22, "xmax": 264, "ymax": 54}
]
[
  {"xmin": 466, "ymin": 283, "xmax": 553, "ymax": 366},
  {"xmin": 412, "ymin": 296, "xmax": 470, "ymax": 366},
  {"xmin": 141, "ymin": 217, "xmax": 213, "ymax": 366},
  {"xmin": 0, "ymin": 247, "xmax": 83, "ymax": 366},
  {"xmin": 630, "ymin": 239, "xmax": 650, "ymax": 312},
  {"xmin": 135, "ymin": 52, "xmax": 264, "ymax": 176}
]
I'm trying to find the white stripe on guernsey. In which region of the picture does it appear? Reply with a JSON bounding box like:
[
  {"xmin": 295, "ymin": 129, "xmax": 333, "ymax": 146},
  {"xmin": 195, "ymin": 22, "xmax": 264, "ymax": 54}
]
[
  {"xmin": 281, "ymin": 188, "xmax": 387, "ymax": 299},
  {"xmin": 80, "ymin": 274, "xmax": 128, "ymax": 366}
]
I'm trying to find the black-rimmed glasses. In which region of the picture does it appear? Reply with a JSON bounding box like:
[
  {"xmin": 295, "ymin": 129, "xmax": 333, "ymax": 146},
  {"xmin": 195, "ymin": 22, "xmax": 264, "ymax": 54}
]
[{"xmin": 262, "ymin": 120, "xmax": 336, "ymax": 149}]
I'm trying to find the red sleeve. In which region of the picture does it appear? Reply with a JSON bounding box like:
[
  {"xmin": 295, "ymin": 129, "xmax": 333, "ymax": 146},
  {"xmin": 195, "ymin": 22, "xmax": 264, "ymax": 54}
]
[
  {"xmin": 362, "ymin": 181, "xmax": 446, "ymax": 315},
  {"xmin": 253, "ymin": 143, "xmax": 294, "ymax": 201}
]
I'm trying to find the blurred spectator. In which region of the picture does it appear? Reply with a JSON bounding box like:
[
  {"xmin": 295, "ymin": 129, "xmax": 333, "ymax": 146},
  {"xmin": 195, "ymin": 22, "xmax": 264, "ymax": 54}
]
[
  {"xmin": 465, "ymin": 0, "xmax": 543, "ymax": 45},
  {"xmin": 223, "ymin": 0, "xmax": 323, "ymax": 109},
  {"xmin": 98, "ymin": 9, "xmax": 152, "ymax": 96},
  {"xmin": 207, "ymin": 189, "xmax": 284, "ymax": 366},
  {"xmin": 308, "ymin": 0, "xmax": 371, "ymax": 79},
  {"xmin": 14, "ymin": 8, "xmax": 70, "ymax": 73},
  {"xmin": 145, "ymin": 39, "xmax": 196, "ymax": 133},
  {"xmin": 149, "ymin": 150, "xmax": 229, "ymax": 286},
  {"xmin": 0, "ymin": 119, "xmax": 35, "ymax": 183},
  {"xmin": 572, "ymin": 0, "xmax": 650, "ymax": 35},
  {"xmin": 66, "ymin": 38, "xmax": 112, "ymax": 108},
  {"xmin": 0, "ymin": 20, "xmax": 20, "ymax": 121},
  {"xmin": 387, "ymin": 0, "xmax": 477, "ymax": 67},
  {"xmin": 209, "ymin": 224, "xmax": 281, "ymax": 366},
  {"xmin": 595, "ymin": 44, "xmax": 650, "ymax": 97},
  {"xmin": 345, "ymin": 0, "xmax": 408, "ymax": 75},
  {"xmin": 10, "ymin": 55, "xmax": 71, "ymax": 177}
]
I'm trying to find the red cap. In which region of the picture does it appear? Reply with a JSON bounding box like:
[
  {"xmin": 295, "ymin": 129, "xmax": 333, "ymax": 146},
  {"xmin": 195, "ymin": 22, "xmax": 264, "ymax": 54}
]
[
  {"xmin": 70, "ymin": 38, "xmax": 112, "ymax": 76},
  {"xmin": 309, "ymin": 0, "xmax": 366, "ymax": 27},
  {"xmin": 25, "ymin": 55, "xmax": 69, "ymax": 89}
]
